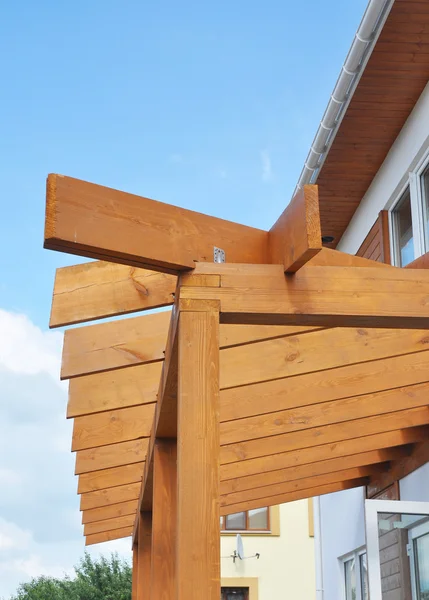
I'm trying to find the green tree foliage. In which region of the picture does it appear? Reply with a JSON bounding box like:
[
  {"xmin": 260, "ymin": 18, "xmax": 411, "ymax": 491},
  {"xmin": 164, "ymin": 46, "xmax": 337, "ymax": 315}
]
[{"xmin": 9, "ymin": 553, "xmax": 132, "ymax": 600}]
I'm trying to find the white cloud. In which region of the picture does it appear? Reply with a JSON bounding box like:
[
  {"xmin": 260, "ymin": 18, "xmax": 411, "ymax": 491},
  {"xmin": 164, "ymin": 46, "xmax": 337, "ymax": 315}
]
[
  {"xmin": 260, "ymin": 149, "xmax": 273, "ymax": 182},
  {"xmin": 0, "ymin": 310, "xmax": 62, "ymax": 381}
]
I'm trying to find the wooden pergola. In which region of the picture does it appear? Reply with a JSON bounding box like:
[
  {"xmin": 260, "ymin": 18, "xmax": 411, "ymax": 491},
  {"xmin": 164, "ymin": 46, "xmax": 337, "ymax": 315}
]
[{"xmin": 45, "ymin": 174, "xmax": 429, "ymax": 599}]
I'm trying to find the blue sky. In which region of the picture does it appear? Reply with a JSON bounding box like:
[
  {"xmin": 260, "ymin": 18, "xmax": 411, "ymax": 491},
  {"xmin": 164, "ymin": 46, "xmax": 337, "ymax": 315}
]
[{"xmin": 0, "ymin": 0, "xmax": 368, "ymax": 596}]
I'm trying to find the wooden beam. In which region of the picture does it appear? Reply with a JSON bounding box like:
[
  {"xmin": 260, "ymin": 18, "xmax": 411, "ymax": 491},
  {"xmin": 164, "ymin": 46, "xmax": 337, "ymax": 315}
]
[
  {"xmin": 132, "ymin": 545, "xmax": 138, "ymax": 600},
  {"xmin": 181, "ymin": 264, "xmax": 429, "ymax": 328},
  {"xmin": 44, "ymin": 174, "xmax": 269, "ymax": 273},
  {"xmin": 67, "ymin": 362, "xmax": 161, "ymax": 417},
  {"xmin": 78, "ymin": 463, "xmax": 144, "ymax": 494},
  {"xmin": 84, "ymin": 514, "xmax": 135, "ymax": 536},
  {"xmin": 308, "ymin": 247, "xmax": 389, "ymax": 268},
  {"xmin": 138, "ymin": 512, "xmax": 152, "ymax": 600},
  {"xmin": 220, "ymin": 381, "xmax": 429, "ymax": 447},
  {"xmin": 221, "ymin": 406, "xmax": 429, "ymax": 467},
  {"xmin": 220, "ymin": 446, "xmax": 411, "ymax": 496},
  {"xmin": 177, "ymin": 301, "xmax": 220, "ymax": 600},
  {"xmin": 221, "ymin": 465, "xmax": 380, "ymax": 508},
  {"xmin": 220, "ymin": 478, "xmax": 368, "ymax": 516},
  {"xmin": 72, "ymin": 404, "xmax": 155, "ymax": 451},
  {"xmin": 50, "ymin": 261, "xmax": 176, "ymax": 328},
  {"xmin": 151, "ymin": 440, "xmax": 176, "ymax": 599},
  {"xmin": 269, "ymin": 185, "xmax": 322, "ymax": 272},
  {"xmin": 221, "ymin": 426, "xmax": 429, "ymax": 482},
  {"xmin": 82, "ymin": 500, "xmax": 137, "ymax": 524},
  {"xmin": 367, "ymin": 439, "xmax": 429, "ymax": 498},
  {"xmin": 85, "ymin": 526, "xmax": 133, "ymax": 546},
  {"xmin": 75, "ymin": 439, "xmax": 148, "ymax": 475},
  {"xmin": 80, "ymin": 482, "xmax": 141, "ymax": 511}
]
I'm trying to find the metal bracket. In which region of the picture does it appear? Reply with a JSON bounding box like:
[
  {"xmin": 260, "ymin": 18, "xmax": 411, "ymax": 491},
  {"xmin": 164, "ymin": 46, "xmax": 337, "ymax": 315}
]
[{"xmin": 214, "ymin": 247, "xmax": 225, "ymax": 263}]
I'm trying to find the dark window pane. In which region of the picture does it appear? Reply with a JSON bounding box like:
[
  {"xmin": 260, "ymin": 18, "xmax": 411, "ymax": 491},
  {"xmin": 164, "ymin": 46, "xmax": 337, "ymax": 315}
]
[
  {"xmin": 248, "ymin": 507, "xmax": 268, "ymax": 529},
  {"xmin": 225, "ymin": 512, "xmax": 246, "ymax": 530},
  {"xmin": 393, "ymin": 188, "xmax": 414, "ymax": 266}
]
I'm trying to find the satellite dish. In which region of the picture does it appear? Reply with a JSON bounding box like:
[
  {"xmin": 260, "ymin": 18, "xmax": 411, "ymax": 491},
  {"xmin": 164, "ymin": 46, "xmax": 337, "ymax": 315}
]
[{"xmin": 236, "ymin": 534, "xmax": 244, "ymax": 560}]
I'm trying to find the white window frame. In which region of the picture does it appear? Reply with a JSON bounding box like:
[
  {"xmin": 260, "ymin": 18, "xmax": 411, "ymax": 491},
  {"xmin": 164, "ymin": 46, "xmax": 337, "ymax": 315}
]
[
  {"xmin": 408, "ymin": 518, "xmax": 429, "ymax": 600},
  {"xmin": 388, "ymin": 149, "xmax": 429, "ymax": 265},
  {"xmin": 340, "ymin": 547, "xmax": 367, "ymax": 600},
  {"xmin": 365, "ymin": 499, "xmax": 429, "ymax": 600}
]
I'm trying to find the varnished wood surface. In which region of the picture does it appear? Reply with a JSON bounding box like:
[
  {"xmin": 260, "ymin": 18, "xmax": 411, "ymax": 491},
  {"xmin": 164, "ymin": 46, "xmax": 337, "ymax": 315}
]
[
  {"xmin": 84, "ymin": 513, "xmax": 135, "ymax": 536},
  {"xmin": 137, "ymin": 512, "xmax": 152, "ymax": 600},
  {"xmin": 82, "ymin": 500, "xmax": 137, "ymax": 524},
  {"xmin": 78, "ymin": 462, "xmax": 144, "ymax": 494},
  {"xmin": 85, "ymin": 526, "xmax": 133, "ymax": 546},
  {"xmin": 75, "ymin": 439, "xmax": 149, "ymax": 475},
  {"xmin": 80, "ymin": 482, "xmax": 141, "ymax": 511}
]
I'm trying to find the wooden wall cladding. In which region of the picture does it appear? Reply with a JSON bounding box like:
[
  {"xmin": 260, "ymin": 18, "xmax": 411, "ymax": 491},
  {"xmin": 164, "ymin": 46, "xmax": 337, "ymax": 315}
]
[{"xmin": 356, "ymin": 210, "xmax": 391, "ymax": 264}]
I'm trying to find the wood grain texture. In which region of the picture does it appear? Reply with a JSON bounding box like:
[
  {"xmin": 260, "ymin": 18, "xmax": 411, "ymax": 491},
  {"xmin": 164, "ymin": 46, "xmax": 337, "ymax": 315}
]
[
  {"xmin": 84, "ymin": 513, "xmax": 135, "ymax": 536},
  {"xmin": 50, "ymin": 261, "xmax": 176, "ymax": 328},
  {"xmin": 177, "ymin": 306, "xmax": 220, "ymax": 600},
  {"xmin": 67, "ymin": 362, "xmax": 162, "ymax": 417},
  {"xmin": 85, "ymin": 526, "xmax": 133, "ymax": 546},
  {"xmin": 78, "ymin": 462, "xmax": 144, "ymax": 494},
  {"xmin": 151, "ymin": 441, "xmax": 176, "ymax": 600},
  {"xmin": 72, "ymin": 404, "xmax": 155, "ymax": 451},
  {"xmin": 138, "ymin": 512, "xmax": 152, "ymax": 600},
  {"xmin": 132, "ymin": 546, "xmax": 138, "ymax": 600},
  {"xmin": 75, "ymin": 439, "xmax": 149, "ymax": 475},
  {"xmin": 269, "ymin": 184, "xmax": 322, "ymax": 272},
  {"xmin": 80, "ymin": 482, "xmax": 141, "ymax": 511},
  {"xmin": 44, "ymin": 174, "xmax": 269, "ymax": 273},
  {"xmin": 82, "ymin": 500, "xmax": 137, "ymax": 524}
]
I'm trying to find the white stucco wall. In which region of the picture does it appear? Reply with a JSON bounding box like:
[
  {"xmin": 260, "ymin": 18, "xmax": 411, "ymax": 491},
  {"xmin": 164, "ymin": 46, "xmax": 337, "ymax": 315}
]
[{"xmin": 220, "ymin": 501, "xmax": 315, "ymax": 600}]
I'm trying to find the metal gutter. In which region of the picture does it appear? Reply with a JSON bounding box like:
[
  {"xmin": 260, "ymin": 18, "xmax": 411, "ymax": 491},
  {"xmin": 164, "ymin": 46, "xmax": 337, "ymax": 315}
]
[{"xmin": 293, "ymin": 0, "xmax": 395, "ymax": 197}]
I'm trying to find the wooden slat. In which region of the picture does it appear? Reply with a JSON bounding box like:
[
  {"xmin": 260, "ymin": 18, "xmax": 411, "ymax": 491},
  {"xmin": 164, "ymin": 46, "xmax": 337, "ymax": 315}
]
[
  {"xmin": 220, "ymin": 407, "xmax": 429, "ymax": 466},
  {"xmin": 78, "ymin": 462, "xmax": 144, "ymax": 494},
  {"xmin": 151, "ymin": 441, "xmax": 176, "ymax": 599},
  {"xmin": 85, "ymin": 526, "xmax": 133, "ymax": 546},
  {"xmin": 50, "ymin": 261, "xmax": 176, "ymax": 327},
  {"xmin": 82, "ymin": 500, "xmax": 137, "ymax": 524},
  {"xmin": 75, "ymin": 439, "xmax": 148, "ymax": 475},
  {"xmin": 181, "ymin": 265, "xmax": 429, "ymax": 328},
  {"xmin": 80, "ymin": 482, "xmax": 141, "ymax": 511},
  {"xmin": 220, "ymin": 446, "xmax": 410, "ymax": 496},
  {"xmin": 269, "ymin": 185, "xmax": 322, "ymax": 272},
  {"xmin": 177, "ymin": 304, "xmax": 220, "ymax": 600},
  {"xmin": 221, "ymin": 426, "xmax": 429, "ymax": 482},
  {"xmin": 138, "ymin": 512, "xmax": 152, "ymax": 599},
  {"xmin": 220, "ymin": 381, "xmax": 429, "ymax": 446},
  {"xmin": 67, "ymin": 362, "xmax": 162, "ymax": 417},
  {"xmin": 44, "ymin": 174, "xmax": 269, "ymax": 273},
  {"xmin": 84, "ymin": 513, "xmax": 135, "ymax": 536},
  {"xmin": 72, "ymin": 404, "xmax": 155, "ymax": 451},
  {"xmin": 220, "ymin": 479, "xmax": 368, "ymax": 516}
]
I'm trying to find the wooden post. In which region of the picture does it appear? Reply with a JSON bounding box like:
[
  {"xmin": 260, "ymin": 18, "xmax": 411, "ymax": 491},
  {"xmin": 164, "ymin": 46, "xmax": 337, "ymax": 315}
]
[
  {"xmin": 150, "ymin": 440, "xmax": 177, "ymax": 599},
  {"xmin": 177, "ymin": 300, "xmax": 220, "ymax": 600},
  {"xmin": 137, "ymin": 511, "xmax": 152, "ymax": 599},
  {"xmin": 132, "ymin": 544, "xmax": 138, "ymax": 600}
]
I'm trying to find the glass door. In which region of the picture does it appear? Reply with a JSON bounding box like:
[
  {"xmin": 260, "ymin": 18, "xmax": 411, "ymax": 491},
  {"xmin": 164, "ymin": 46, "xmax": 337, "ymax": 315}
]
[{"xmin": 365, "ymin": 500, "xmax": 429, "ymax": 600}]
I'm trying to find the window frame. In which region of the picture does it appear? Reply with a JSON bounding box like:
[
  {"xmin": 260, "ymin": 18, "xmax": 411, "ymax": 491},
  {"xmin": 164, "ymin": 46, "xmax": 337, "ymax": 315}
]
[
  {"xmin": 340, "ymin": 547, "xmax": 367, "ymax": 600},
  {"xmin": 220, "ymin": 507, "xmax": 270, "ymax": 533}
]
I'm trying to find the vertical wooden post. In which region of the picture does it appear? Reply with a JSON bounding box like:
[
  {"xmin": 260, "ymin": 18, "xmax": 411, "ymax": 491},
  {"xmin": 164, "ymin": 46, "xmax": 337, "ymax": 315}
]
[
  {"xmin": 137, "ymin": 511, "xmax": 152, "ymax": 599},
  {"xmin": 177, "ymin": 300, "xmax": 220, "ymax": 600},
  {"xmin": 132, "ymin": 544, "xmax": 138, "ymax": 600},
  {"xmin": 150, "ymin": 440, "xmax": 177, "ymax": 600}
]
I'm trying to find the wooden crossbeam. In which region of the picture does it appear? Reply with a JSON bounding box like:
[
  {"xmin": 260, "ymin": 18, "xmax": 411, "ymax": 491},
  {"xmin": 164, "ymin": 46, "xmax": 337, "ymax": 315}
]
[
  {"xmin": 86, "ymin": 526, "xmax": 133, "ymax": 546},
  {"xmin": 84, "ymin": 514, "xmax": 135, "ymax": 536},
  {"xmin": 75, "ymin": 439, "xmax": 149, "ymax": 475},
  {"xmin": 72, "ymin": 404, "xmax": 155, "ymax": 451},
  {"xmin": 80, "ymin": 482, "xmax": 141, "ymax": 511},
  {"xmin": 44, "ymin": 174, "xmax": 269, "ymax": 273},
  {"xmin": 82, "ymin": 500, "xmax": 137, "ymax": 524},
  {"xmin": 137, "ymin": 513, "xmax": 152, "ymax": 599},
  {"xmin": 269, "ymin": 185, "xmax": 321, "ymax": 272},
  {"xmin": 78, "ymin": 463, "xmax": 144, "ymax": 494}
]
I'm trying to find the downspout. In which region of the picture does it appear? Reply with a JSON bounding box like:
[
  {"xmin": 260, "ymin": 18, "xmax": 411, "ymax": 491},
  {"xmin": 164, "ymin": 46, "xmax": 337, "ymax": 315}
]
[
  {"xmin": 314, "ymin": 496, "xmax": 324, "ymax": 600},
  {"xmin": 293, "ymin": 0, "xmax": 395, "ymax": 197}
]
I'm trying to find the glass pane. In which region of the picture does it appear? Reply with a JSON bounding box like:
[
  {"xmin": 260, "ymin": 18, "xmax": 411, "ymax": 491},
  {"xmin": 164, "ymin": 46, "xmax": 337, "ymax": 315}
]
[
  {"xmin": 393, "ymin": 189, "xmax": 414, "ymax": 266},
  {"xmin": 248, "ymin": 507, "xmax": 268, "ymax": 530},
  {"xmin": 225, "ymin": 512, "xmax": 246, "ymax": 530},
  {"xmin": 360, "ymin": 553, "xmax": 369, "ymax": 600},
  {"xmin": 376, "ymin": 511, "xmax": 429, "ymax": 599},
  {"xmin": 422, "ymin": 166, "xmax": 429, "ymax": 251},
  {"xmin": 414, "ymin": 532, "xmax": 429, "ymax": 600},
  {"xmin": 344, "ymin": 557, "xmax": 356, "ymax": 600}
]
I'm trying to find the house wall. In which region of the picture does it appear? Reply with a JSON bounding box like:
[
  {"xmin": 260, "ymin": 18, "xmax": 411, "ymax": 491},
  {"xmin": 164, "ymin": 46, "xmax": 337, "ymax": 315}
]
[
  {"xmin": 314, "ymin": 77, "xmax": 429, "ymax": 600},
  {"xmin": 220, "ymin": 500, "xmax": 315, "ymax": 600}
]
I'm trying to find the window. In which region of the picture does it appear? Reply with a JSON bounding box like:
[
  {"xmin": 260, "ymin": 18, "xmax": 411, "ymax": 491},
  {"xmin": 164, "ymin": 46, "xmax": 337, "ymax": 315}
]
[
  {"xmin": 221, "ymin": 588, "xmax": 249, "ymax": 600},
  {"xmin": 392, "ymin": 187, "xmax": 414, "ymax": 266},
  {"xmin": 220, "ymin": 507, "xmax": 269, "ymax": 532},
  {"xmin": 341, "ymin": 549, "xmax": 368, "ymax": 600}
]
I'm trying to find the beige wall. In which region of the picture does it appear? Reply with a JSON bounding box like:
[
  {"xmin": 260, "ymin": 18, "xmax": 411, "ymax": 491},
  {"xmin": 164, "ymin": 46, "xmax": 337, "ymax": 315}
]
[{"xmin": 220, "ymin": 500, "xmax": 315, "ymax": 600}]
